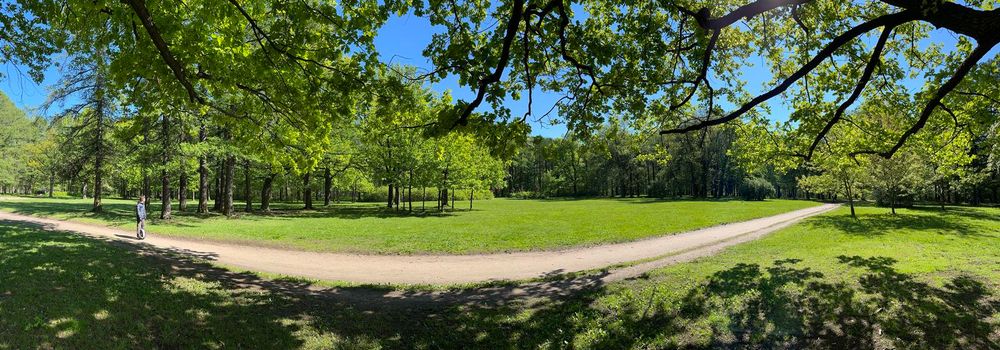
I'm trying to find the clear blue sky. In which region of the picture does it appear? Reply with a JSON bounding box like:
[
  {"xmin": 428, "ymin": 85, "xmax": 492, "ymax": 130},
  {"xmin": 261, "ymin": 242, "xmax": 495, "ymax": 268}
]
[{"xmin": 3, "ymin": 12, "xmax": 994, "ymax": 137}]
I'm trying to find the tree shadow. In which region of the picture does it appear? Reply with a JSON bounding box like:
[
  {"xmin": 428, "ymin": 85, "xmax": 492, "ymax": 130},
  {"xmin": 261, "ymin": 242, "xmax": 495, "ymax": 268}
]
[
  {"xmin": 580, "ymin": 257, "xmax": 998, "ymax": 349},
  {"xmin": 0, "ymin": 219, "xmax": 608, "ymax": 348},
  {"xmin": 908, "ymin": 205, "xmax": 1000, "ymax": 222},
  {"xmin": 0, "ymin": 197, "xmax": 463, "ymax": 223},
  {"xmin": 3, "ymin": 218, "xmax": 997, "ymax": 349},
  {"xmin": 804, "ymin": 210, "xmax": 990, "ymax": 238},
  {"xmin": 251, "ymin": 205, "xmax": 462, "ymax": 220}
]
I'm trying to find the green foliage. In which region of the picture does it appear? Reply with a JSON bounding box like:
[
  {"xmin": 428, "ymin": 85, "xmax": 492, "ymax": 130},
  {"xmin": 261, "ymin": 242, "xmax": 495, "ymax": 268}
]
[
  {"xmin": 509, "ymin": 191, "xmax": 546, "ymax": 199},
  {"xmin": 0, "ymin": 91, "xmax": 44, "ymax": 191},
  {"xmin": 739, "ymin": 176, "xmax": 775, "ymax": 201}
]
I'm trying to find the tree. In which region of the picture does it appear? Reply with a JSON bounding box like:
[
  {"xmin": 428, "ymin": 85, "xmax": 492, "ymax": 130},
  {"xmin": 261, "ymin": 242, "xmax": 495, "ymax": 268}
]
[
  {"xmin": 0, "ymin": 92, "xmax": 43, "ymax": 194},
  {"xmin": 867, "ymin": 150, "xmax": 930, "ymax": 214},
  {"xmin": 45, "ymin": 56, "xmax": 117, "ymax": 212}
]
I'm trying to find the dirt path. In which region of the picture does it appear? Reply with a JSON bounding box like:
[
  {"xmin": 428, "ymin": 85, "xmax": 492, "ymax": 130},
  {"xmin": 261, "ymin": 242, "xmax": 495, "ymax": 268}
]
[{"xmin": 0, "ymin": 203, "xmax": 838, "ymax": 285}]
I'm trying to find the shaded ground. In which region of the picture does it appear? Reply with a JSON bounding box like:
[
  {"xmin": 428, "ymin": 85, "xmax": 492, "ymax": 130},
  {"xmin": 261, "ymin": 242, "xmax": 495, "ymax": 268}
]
[{"xmin": 2, "ymin": 205, "xmax": 998, "ymax": 349}]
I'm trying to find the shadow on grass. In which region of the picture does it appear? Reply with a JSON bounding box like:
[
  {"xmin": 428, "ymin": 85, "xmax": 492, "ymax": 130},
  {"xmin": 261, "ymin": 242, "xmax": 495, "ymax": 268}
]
[
  {"xmin": 252, "ymin": 205, "xmax": 463, "ymax": 220},
  {"xmin": 909, "ymin": 205, "xmax": 1000, "ymax": 222},
  {"xmin": 0, "ymin": 198, "xmax": 463, "ymax": 223},
  {"xmin": 579, "ymin": 257, "xmax": 998, "ymax": 349},
  {"xmin": 1, "ymin": 218, "xmax": 997, "ymax": 348},
  {"xmin": 804, "ymin": 210, "xmax": 993, "ymax": 238},
  {"xmin": 0, "ymin": 219, "xmax": 607, "ymax": 348}
]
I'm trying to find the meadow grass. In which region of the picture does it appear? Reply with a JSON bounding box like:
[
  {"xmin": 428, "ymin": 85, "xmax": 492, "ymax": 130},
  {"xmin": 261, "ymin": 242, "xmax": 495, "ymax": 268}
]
[
  {"xmin": 0, "ymin": 196, "xmax": 819, "ymax": 254},
  {"xmin": 1, "ymin": 204, "xmax": 997, "ymax": 348}
]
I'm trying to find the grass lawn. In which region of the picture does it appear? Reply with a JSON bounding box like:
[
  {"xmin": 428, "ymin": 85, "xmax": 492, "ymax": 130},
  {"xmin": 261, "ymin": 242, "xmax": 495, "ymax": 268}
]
[
  {"xmin": 2, "ymin": 205, "xmax": 997, "ymax": 348},
  {"xmin": 0, "ymin": 196, "xmax": 820, "ymax": 254}
]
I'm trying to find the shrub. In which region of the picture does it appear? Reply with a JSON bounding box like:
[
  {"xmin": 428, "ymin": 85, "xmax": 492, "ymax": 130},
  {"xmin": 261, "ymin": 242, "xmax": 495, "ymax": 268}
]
[
  {"xmin": 740, "ymin": 177, "xmax": 775, "ymax": 201},
  {"xmin": 509, "ymin": 191, "xmax": 546, "ymax": 199}
]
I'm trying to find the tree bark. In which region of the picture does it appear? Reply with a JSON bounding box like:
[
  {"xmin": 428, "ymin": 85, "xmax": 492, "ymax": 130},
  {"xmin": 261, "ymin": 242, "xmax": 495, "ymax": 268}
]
[
  {"xmin": 394, "ymin": 184, "xmax": 400, "ymax": 210},
  {"xmin": 222, "ymin": 155, "xmax": 235, "ymax": 217},
  {"xmin": 387, "ymin": 183, "xmax": 394, "ymax": 208},
  {"xmin": 92, "ymin": 95, "xmax": 104, "ymax": 212},
  {"xmin": 260, "ymin": 173, "xmax": 275, "ymax": 212},
  {"xmin": 303, "ymin": 172, "xmax": 313, "ymax": 210},
  {"xmin": 244, "ymin": 160, "xmax": 252, "ymax": 212},
  {"xmin": 213, "ymin": 160, "xmax": 223, "ymax": 211},
  {"xmin": 323, "ymin": 167, "xmax": 332, "ymax": 206},
  {"xmin": 197, "ymin": 123, "xmax": 209, "ymax": 214},
  {"xmin": 843, "ymin": 178, "xmax": 855, "ymax": 218},
  {"xmin": 178, "ymin": 169, "xmax": 188, "ymax": 211},
  {"xmin": 160, "ymin": 114, "xmax": 172, "ymax": 220}
]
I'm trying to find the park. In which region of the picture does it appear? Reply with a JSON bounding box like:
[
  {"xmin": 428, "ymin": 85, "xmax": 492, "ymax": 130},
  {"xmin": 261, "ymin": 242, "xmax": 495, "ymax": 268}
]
[{"xmin": 1, "ymin": 0, "xmax": 999, "ymax": 348}]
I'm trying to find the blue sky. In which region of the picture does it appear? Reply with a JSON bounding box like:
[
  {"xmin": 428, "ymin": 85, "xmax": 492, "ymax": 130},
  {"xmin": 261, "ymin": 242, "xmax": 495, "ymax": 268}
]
[{"xmin": 3, "ymin": 11, "xmax": 995, "ymax": 137}]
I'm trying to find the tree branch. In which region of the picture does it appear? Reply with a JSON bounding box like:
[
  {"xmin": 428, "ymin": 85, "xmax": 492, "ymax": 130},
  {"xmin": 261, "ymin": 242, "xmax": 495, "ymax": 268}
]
[
  {"xmin": 123, "ymin": 0, "xmax": 202, "ymax": 104},
  {"xmin": 878, "ymin": 42, "xmax": 994, "ymax": 158},
  {"xmin": 450, "ymin": 0, "xmax": 525, "ymax": 128},
  {"xmin": 806, "ymin": 24, "xmax": 895, "ymax": 159},
  {"xmin": 661, "ymin": 11, "xmax": 916, "ymax": 135}
]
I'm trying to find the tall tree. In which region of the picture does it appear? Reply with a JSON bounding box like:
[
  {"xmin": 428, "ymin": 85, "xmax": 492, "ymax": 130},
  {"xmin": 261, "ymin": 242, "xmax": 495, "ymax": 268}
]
[{"xmin": 45, "ymin": 56, "xmax": 116, "ymax": 212}]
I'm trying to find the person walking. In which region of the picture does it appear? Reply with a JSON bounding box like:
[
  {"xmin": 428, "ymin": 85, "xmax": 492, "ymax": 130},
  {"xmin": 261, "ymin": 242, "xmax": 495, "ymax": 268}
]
[{"xmin": 136, "ymin": 195, "xmax": 147, "ymax": 240}]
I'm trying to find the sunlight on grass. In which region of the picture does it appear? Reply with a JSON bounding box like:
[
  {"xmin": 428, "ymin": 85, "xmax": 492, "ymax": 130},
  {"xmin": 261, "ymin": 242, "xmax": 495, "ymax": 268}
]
[
  {"xmin": 0, "ymin": 196, "xmax": 821, "ymax": 254},
  {"xmin": 1, "ymin": 205, "xmax": 997, "ymax": 348}
]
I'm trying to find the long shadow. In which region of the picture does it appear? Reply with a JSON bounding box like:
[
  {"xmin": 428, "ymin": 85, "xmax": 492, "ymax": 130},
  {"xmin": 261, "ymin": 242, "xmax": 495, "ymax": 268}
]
[
  {"xmin": 0, "ymin": 219, "xmax": 608, "ymax": 348},
  {"xmin": 251, "ymin": 205, "xmax": 462, "ymax": 220},
  {"xmin": 0, "ymin": 197, "xmax": 462, "ymax": 222},
  {"xmin": 804, "ymin": 210, "xmax": 992, "ymax": 238},
  {"xmin": 579, "ymin": 257, "xmax": 999, "ymax": 349},
  {"xmin": 3, "ymin": 218, "xmax": 997, "ymax": 348},
  {"xmin": 909, "ymin": 205, "xmax": 1000, "ymax": 222}
]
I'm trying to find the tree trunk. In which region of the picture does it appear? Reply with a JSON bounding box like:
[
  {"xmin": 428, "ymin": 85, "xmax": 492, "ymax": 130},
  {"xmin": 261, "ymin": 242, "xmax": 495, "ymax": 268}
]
[
  {"xmin": 178, "ymin": 169, "xmax": 188, "ymax": 211},
  {"xmin": 260, "ymin": 173, "xmax": 275, "ymax": 212},
  {"xmin": 469, "ymin": 188, "xmax": 473, "ymax": 210},
  {"xmin": 394, "ymin": 184, "xmax": 400, "ymax": 210},
  {"xmin": 222, "ymin": 156, "xmax": 235, "ymax": 217},
  {"xmin": 387, "ymin": 183, "xmax": 394, "ymax": 208},
  {"xmin": 48, "ymin": 172, "xmax": 55, "ymax": 198},
  {"xmin": 197, "ymin": 123, "xmax": 209, "ymax": 213},
  {"xmin": 323, "ymin": 167, "xmax": 332, "ymax": 206},
  {"xmin": 843, "ymin": 179, "xmax": 855, "ymax": 218},
  {"xmin": 890, "ymin": 194, "xmax": 897, "ymax": 215},
  {"xmin": 244, "ymin": 161, "xmax": 252, "ymax": 212},
  {"xmin": 90, "ymin": 85, "xmax": 106, "ymax": 212},
  {"xmin": 440, "ymin": 188, "xmax": 448, "ymax": 210},
  {"xmin": 213, "ymin": 160, "xmax": 223, "ymax": 211},
  {"xmin": 160, "ymin": 114, "xmax": 172, "ymax": 220},
  {"xmin": 303, "ymin": 172, "xmax": 313, "ymax": 210}
]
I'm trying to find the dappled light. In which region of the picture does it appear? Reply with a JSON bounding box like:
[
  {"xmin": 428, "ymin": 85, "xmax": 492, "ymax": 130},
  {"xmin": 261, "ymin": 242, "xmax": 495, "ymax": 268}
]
[{"xmin": 3, "ymin": 207, "xmax": 998, "ymax": 348}]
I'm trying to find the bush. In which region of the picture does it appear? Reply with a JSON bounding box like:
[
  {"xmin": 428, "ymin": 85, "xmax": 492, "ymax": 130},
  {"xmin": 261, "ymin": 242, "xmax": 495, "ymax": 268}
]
[
  {"xmin": 740, "ymin": 177, "xmax": 775, "ymax": 201},
  {"xmin": 509, "ymin": 191, "xmax": 546, "ymax": 199}
]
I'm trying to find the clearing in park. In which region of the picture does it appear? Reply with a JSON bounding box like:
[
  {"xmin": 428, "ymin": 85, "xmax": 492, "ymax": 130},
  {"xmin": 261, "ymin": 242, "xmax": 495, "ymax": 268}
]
[{"xmin": 1, "ymin": 0, "xmax": 999, "ymax": 349}]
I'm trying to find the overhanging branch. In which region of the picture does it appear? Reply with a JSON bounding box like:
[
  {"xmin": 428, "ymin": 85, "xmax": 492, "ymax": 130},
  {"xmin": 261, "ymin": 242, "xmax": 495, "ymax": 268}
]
[{"xmin": 661, "ymin": 10, "xmax": 916, "ymax": 135}]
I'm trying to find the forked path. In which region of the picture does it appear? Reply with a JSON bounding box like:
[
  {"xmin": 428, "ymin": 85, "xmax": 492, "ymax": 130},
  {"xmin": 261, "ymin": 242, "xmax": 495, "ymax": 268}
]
[{"xmin": 0, "ymin": 203, "xmax": 838, "ymax": 285}]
